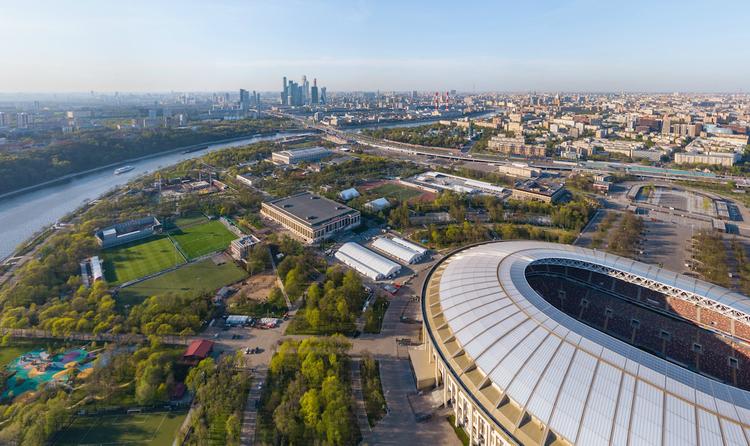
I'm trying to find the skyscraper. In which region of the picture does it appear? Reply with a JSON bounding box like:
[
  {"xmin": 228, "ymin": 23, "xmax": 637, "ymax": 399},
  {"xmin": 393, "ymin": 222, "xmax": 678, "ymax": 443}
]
[
  {"xmin": 239, "ymin": 88, "xmax": 250, "ymax": 111},
  {"xmin": 320, "ymin": 87, "xmax": 327, "ymax": 104},
  {"xmin": 16, "ymin": 112, "xmax": 30, "ymax": 128},
  {"xmin": 281, "ymin": 76, "xmax": 288, "ymax": 105},
  {"xmin": 302, "ymin": 75, "xmax": 310, "ymax": 104},
  {"xmin": 311, "ymin": 78, "xmax": 319, "ymax": 105},
  {"xmin": 0, "ymin": 112, "xmax": 8, "ymax": 127}
]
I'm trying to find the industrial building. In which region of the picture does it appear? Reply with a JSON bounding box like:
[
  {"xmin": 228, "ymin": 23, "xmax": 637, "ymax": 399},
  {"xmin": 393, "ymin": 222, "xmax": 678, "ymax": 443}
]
[
  {"xmin": 95, "ymin": 216, "xmax": 162, "ymax": 248},
  {"xmin": 420, "ymin": 241, "xmax": 750, "ymax": 446},
  {"xmin": 271, "ymin": 146, "xmax": 332, "ymax": 165},
  {"xmin": 260, "ymin": 192, "xmax": 360, "ymax": 244},
  {"xmin": 371, "ymin": 237, "xmax": 425, "ymax": 264},
  {"xmin": 334, "ymin": 242, "xmax": 400, "ymax": 280},
  {"xmin": 408, "ymin": 171, "xmax": 507, "ymax": 197}
]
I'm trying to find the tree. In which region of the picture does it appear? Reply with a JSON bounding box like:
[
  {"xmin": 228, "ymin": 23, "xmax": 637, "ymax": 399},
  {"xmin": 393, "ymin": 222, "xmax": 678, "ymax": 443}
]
[
  {"xmin": 300, "ymin": 389, "xmax": 322, "ymax": 430},
  {"xmin": 225, "ymin": 414, "xmax": 241, "ymax": 443}
]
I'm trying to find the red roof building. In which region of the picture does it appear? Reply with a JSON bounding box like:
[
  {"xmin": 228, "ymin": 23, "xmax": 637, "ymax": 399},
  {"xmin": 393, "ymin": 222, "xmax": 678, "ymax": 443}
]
[{"xmin": 183, "ymin": 339, "xmax": 214, "ymax": 362}]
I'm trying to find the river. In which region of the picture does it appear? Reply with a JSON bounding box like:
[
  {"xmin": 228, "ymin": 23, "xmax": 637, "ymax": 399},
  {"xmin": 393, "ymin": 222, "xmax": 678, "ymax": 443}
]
[
  {"xmin": 0, "ymin": 112, "xmax": 499, "ymax": 259},
  {"xmin": 0, "ymin": 132, "xmax": 306, "ymax": 260}
]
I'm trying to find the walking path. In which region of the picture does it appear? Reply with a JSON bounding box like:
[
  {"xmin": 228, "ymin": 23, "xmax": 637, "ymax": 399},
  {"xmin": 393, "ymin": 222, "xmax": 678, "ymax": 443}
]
[
  {"xmin": 350, "ymin": 358, "xmax": 372, "ymax": 443},
  {"xmin": 240, "ymin": 366, "xmax": 266, "ymax": 446}
]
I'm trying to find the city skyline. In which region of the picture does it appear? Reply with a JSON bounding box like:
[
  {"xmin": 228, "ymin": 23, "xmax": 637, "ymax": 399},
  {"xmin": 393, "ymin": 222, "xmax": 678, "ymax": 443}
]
[{"xmin": 2, "ymin": 0, "xmax": 750, "ymax": 93}]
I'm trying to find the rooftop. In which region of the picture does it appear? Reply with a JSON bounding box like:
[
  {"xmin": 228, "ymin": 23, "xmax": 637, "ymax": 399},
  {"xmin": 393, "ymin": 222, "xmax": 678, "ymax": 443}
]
[
  {"xmin": 184, "ymin": 339, "xmax": 214, "ymax": 359},
  {"xmin": 274, "ymin": 146, "xmax": 331, "ymax": 158},
  {"xmin": 513, "ymin": 179, "xmax": 564, "ymax": 196},
  {"xmin": 425, "ymin": 241, "xmax": 750, "ymax": 445},
  {"xmin": 264, "ymin": 191, "xmax": 358, "ymax": 227}
]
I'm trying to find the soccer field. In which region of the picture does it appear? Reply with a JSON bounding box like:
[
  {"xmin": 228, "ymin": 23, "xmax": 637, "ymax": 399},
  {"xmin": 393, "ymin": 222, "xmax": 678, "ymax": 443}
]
[
  {"xmin": 369, "ymin": 183, "xmax": 422, "ymax": 202},
  {"xmin": 53, "ymin": 411, "xmax": 186, "ymax": 445},
  {"xmin": 117, "ymin": 257, "xmax": 248, "ymax": 306},
  {"xmin": 169, "ymin": 220, "xmax": 236, "ymax": 259},
  {"xmin": 102, "ymin": 236, "xmax": 186, "ymax": 285}
]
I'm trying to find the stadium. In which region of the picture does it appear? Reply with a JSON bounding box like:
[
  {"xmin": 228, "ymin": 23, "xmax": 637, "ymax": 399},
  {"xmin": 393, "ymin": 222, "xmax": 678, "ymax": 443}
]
[{"xmin": 421, "ymin": 241, "xmax": 750, "ymax": 446}]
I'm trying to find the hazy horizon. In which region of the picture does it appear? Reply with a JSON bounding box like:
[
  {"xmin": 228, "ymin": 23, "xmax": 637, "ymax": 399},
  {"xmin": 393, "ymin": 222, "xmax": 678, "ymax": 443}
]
[{"xmin": 2, "ymin": 0, "xmax": 749, "ymax": 93}]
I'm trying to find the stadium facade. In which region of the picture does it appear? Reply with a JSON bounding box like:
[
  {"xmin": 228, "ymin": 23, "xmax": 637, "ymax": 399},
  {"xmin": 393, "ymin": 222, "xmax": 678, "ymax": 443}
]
[{"xmin": 421, "ymin": 241, "xmax": 750, "ymax": 446}]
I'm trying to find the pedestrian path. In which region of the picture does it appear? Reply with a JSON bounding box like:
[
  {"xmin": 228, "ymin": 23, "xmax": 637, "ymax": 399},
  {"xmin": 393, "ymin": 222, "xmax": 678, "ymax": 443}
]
[
  {"xmin": 240, "ymin": 367, "xmax": 266, "ymax": 446},
  {"xmin": 350, "ymin": 358, "xmax": 372, "ymax": 443}
]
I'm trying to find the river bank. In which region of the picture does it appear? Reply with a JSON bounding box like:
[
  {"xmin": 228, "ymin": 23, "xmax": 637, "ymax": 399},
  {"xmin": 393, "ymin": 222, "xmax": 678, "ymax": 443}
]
[{"xmin": 0, "ymin": 131, "xmax": 309, "ymax": 260}]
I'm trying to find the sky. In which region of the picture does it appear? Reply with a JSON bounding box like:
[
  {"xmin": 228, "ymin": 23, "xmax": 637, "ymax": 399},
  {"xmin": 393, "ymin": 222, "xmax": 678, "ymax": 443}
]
[{"xmin": 2, "ymin": 0, "xmax": 749, "ymax": 93}]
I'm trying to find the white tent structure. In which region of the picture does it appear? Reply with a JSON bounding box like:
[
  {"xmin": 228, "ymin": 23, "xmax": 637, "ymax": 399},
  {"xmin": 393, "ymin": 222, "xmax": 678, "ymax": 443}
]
[
  {"xmin": 335, "ymin": 242, "xmax": 400, "ymax": 280},
  {"xmin": 372, "ymin": 237, "xmax": 424, "ymax": 264},
  {"xmin": 338, "ymin": 187, "xmax": 360, "ymax": 201},
  {"xmin": 390, "ymin": 236, "xmax": 428, "ymax": 255},
  {"xmin": 364, "ymin": 197, "xmax": 391, "ymax": 211}
]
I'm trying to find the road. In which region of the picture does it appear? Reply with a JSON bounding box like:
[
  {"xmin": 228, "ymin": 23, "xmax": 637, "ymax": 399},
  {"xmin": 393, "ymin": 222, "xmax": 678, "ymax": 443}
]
[{"xmin": 225, "ymin": 251, "xmax": 460, "ymax": 445}]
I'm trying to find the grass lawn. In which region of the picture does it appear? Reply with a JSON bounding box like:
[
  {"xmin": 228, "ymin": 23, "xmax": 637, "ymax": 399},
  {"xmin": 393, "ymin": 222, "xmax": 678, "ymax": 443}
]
[
  {"xmin": 363, "ymin": 296, "xmax": 389, "ymax": 334},
  {"xmin": 117, "ymin": 258, "xmax": 247, "ymax": 306},
  {"xmin": 0, "ymin": 341, "xmax": 61, "ymax": 367},
  {"xmin": 447, "ymin": 414, "xmax": 470, "ymax": 446},
  {"xmin": 52, "ymin": 411, "xmax": 186, "ymax": 445},
  {"xmin": 169, "ymin": 220, "xmax": 236, "ymax": 259},
  {"xmin": 171, "ymin": 213, "xmax": 208, "ymax": 230},
  {"xmin": 361, "ymin": 358, "xmax": 387, "ymax": 427},
  {"xmin": 102, "ymin": 236, "xmax": 185, "ymax": 285},
  {"xmin": 369, "ymin": 183, "xmax": 422, "ymax": 202}
]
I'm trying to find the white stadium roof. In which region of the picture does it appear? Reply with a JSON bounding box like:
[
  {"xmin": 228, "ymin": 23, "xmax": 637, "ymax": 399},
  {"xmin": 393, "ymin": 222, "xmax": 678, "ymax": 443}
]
[
  {"xmin": 372, "ymin": 237, "xmax": 424, "ymax": 264},
  {"xmin": 424, "ymin": 241, "xmax": 750, "ymax": 446},
  {"xmin": 335, "ymin": 242, "xmax": 400, "ymax": 280}
]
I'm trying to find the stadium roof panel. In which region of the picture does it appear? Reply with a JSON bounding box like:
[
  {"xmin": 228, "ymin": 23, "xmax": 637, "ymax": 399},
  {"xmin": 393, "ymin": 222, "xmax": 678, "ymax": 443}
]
[{"xmin": 426, "ymin": 241, "xmax": 750, "ymax": 445}]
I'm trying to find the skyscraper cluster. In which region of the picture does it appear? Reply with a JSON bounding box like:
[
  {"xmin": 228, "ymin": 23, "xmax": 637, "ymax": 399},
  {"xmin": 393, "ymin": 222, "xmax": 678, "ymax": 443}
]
[
  {"xmin": 239, "ymin": 88, "xmax": 261, "ymax": 111},
  {"xmin": 281, "ymin": 75, "xmax": 326, "ymax": 106}
]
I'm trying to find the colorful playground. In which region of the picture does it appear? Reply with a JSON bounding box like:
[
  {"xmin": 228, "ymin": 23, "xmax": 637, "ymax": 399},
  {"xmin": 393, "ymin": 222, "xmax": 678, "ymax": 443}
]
[{"xmin": 2, "ymin": 348, "xmax": 97, "ymax": 401}]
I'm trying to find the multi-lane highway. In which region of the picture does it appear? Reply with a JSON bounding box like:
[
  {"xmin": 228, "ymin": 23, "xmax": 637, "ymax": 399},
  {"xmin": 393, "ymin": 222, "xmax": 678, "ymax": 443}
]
[{"xmin": 271, "ymin": 110, "xmax": 744, "ymax": 186}]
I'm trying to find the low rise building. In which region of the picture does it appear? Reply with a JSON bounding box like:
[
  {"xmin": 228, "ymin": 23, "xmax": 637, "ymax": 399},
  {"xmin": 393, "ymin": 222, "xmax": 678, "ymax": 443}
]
[
  {"xmin": 95, "ymin": 216, "xmax": 162, "ymax": 248},
  {"xmin": 260, "ymin": 192, "xmax": 360, "ymax": 244},
  {"xmin": 497, "ymin": 163, "xmax": 540, "ymax": 178},
  {"xmin": 408, "ymin": 171, "xmax": 506, "ymax": 197},
  {"xmin": 235, "ymin": 173, "xmax": 254, "ymax": 187},
  {"xmin": 674, "ymin": 151, "xmax": 740, "ymax": 167},
  {"xmin": 271, "ymin": 146, "xmax": 332, "ymax": 165},
  {"xmin": 487, "ymin": 135, "xmax": 545, "ymax": 157},
  {"xmin": 230, "ymin": 235, "xmax": 261, "ymax": 260},
  {"xmin": 685, "ymin": 136, "xmax": 748, "ymax": 154},
  {"xmin": 511, "ymin": 180, "xmax": 566, "ymax": 203}
]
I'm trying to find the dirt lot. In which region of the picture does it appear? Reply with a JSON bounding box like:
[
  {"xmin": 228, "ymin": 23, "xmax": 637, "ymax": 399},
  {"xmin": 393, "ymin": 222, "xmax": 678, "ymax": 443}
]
[{"xmin": 236, "ymin": 271, "xmax": 278, "ymax": 301}]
